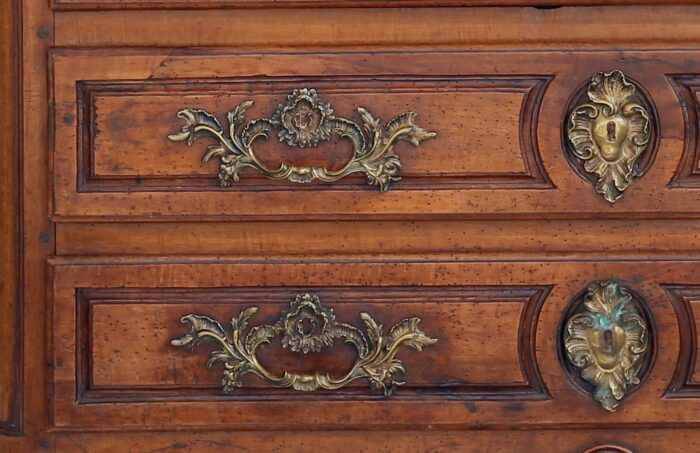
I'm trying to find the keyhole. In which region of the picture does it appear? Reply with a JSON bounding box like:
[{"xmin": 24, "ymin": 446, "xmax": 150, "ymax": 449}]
[
  {"xmin": 603, "ymin": 329, "xmax": 614, "ymax": 351},
  {"xmin": 297, "ymin": 317, "xmax": 316, "ymax": 337},
  {"xmin": 607, "ymin": 121, "xmax": 617, "ymax": 142},
  {"xmin": 294, "ymin": 111, "xmax": 311, "ymax": 129}
]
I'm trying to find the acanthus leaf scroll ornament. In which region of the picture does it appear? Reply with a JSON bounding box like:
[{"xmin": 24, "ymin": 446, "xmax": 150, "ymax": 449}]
[
  {"xmin": 563, "ymin": 280, "xmax": 650, "ymax": 412},
  {"xmin": 567, "ymin": 70, "xmax": 652, "ymax": 203},
  {"xmin": 168, "ymin": 88, "xmax": 437, "ymax": 191},
  {"xmin": 171, "ymin": 293, "xmax": 438, "ymax": 396}
]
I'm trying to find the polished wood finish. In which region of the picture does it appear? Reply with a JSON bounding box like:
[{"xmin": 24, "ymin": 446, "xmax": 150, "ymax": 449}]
[
  {"xmin": 65, "ymin": 66, "xmax": 539, "ymax": 194},
  {"xmin": 0, "ymin": 0, "xmax": 21, "ymax": 436},
  {"xmin": 49, "ymin": 48, "xmax": 700, "ymax": 220},
  {"xmin": 44, "ymin": 258, "xmax": 699, "ymax": 432},
  {"xmin": 52, "ymin": 263, "xmax": 549, "ymax": 428},
  {"xmin": 6, "ymin": 0, "xmax": 700, "ymax": 451},
  {"xmin": 53, "ymin": 6, "xmax": 700, "ymax": 48},
  {"xmin": 53, "ymin": 219, "xmax": 700, "ymax": 258}
]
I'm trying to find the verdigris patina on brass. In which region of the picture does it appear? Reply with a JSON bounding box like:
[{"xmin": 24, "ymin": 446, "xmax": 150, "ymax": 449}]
[{"xmin": 563, "ymin": 280, "xmax": 650, "ymax": 412}]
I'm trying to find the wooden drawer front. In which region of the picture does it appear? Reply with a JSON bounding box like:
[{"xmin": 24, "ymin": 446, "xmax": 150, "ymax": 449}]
[
  {"xmin": 52, "ymin": 259, "xmax": 697, "ymax": 430},
  {"xmin": 52, "ymin": 49, "xmax": 700, "ymax": 220}
]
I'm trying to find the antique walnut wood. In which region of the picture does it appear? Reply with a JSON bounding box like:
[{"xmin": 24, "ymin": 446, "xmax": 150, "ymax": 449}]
[
  {"xmin": 8, "ymin": 1, "xmax": 700, "ymax": 452},
  {"xmin": 0, "ymin": 0, "xmax": 20, "ymax": 436}
]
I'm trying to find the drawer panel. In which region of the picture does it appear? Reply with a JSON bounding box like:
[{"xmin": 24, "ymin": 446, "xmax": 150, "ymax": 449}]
[
  {"xmin": 52, "ymin": 49, "xmax": 700, "ymax": 220},
  {"xmin": 51, "ymin": 258, "xmax": 697, "ymax": 429},
  {"xmin": 76, "ymin": 78, "xmax": 547, "ymax": 190},
  {"xmin": 79, "ymin": 287, "xmax": 545, "ymax": 396}
]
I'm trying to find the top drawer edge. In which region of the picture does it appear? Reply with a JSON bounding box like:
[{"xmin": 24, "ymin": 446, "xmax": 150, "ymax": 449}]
[{"xmin": 49, "ymin": 0, "xmax": 700, "ymax": 12}]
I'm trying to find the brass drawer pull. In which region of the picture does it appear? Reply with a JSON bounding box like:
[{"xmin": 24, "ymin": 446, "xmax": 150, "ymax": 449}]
[
  {"xmin": 168, "ymin": 88, "xmax": 436, "ymax": 191},
  {"xmin": 171, "ymin": 293, "xmax": 437, "ymax": 395},
  {"xmin": 563, "ymin": 280, "xmax": 651, "ymax": 412},
  {"xmin": 566, "ymin": 71, "xmax": 653, "ymax": 203}
]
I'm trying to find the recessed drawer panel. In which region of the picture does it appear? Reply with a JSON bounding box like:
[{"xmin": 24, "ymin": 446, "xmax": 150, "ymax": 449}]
[
  {"xmin": 79, "ymin": 287, "xmax": 545, "ymax": 397},
  {"xmin": 51, "ymin": 258, "xmax": 697, "ymax": 430},
  {"xmin": 52, "ymin": 49, "xmax": 700, "ymax": 220},
  {"xmin": 75, "ymin": 78, "xmax": 547, "ymax": 191}
]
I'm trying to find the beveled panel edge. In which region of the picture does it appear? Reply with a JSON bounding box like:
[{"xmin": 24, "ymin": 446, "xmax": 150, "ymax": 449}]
[
  {"xmin": 49, "ymin": 0, "xmax": 700, "ymax": 12},
  {"xmin": 72, "ymin": 286, "xmax": 551, "ymax": 404},
  {"xmin": 668, "ymin": 75, "xmax": 700, "ymax": 189},
  {"xmin": 73, "ymin": 76, "xmax": 553, "ymax": 193},
  {"xmin": 662, "ymin": 284, "xmax": 700, "ymax": 398}
]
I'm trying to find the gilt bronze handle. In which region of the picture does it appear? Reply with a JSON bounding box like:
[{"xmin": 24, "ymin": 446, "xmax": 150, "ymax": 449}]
[
  {"xmin": 172, "ymin": 293, "xmax": 437, "ymax": 396},
  {"xmin": 168, "ymin": 89, "xmax": 436, "ymax": 191}
]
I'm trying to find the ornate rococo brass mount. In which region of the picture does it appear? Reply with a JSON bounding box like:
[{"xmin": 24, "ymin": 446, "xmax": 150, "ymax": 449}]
[
  {"xmin": 563, "ymin": 280, "xmax": 650, "ymax": 412},
  {"xmin": 171, "ymin": 293, "xmax": 437, "ymax": 396},
  {"xmin": 168, "ymin": 88, "xmax": 436, "ymax": 191},
  {"xmin": 567, "ymin": 70, "xmax": 652, "ymax": 203}
]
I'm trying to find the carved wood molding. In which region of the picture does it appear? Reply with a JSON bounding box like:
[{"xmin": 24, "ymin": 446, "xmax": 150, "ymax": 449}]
[
  {"xmin": 69, "ymin": 285, "xmax": 551, "ymax": 408},
  {"xmin": 668, "ymin": 76, "xmax": 700, "ymax": 189},
  {"xmin": 662, "ymin": 285, "xmax": 700, "ymax": 398},
  {"xmin": 70, "ymin": 76, "xmax": 553, "ymax": 194}
]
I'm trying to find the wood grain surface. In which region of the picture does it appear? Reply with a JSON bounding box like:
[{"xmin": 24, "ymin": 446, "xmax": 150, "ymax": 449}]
[
  {"xmin": 6, "ymin": 1, "xmax": 700, "ymax": 452},
  {"xmin": 44, "ymin": 258, "xmax": 689, "ymax": 433},
  {"xmin": 50, "ymin": 49, "xmax": 700, "ymax": 220},
  {"xmin": 0, "ymin": 0, "xmax": 21, "ymax": 436}
]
